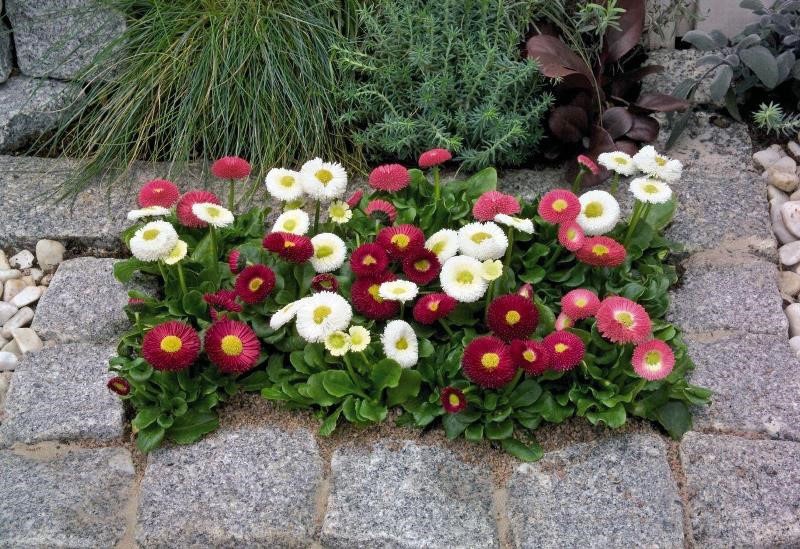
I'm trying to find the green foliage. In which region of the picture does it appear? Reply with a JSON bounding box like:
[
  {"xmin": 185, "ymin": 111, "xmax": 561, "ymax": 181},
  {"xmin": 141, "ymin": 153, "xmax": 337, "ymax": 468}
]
[
  {"xmin": 335, "ymin": 0, "xmax": 553, "ymax": 171},
  {"xmin": 45, "ymin": 0, "xmax": 363, "ymax": 198},
  {"xmin": 754, "ymin": 101, "xmax": 800, "ymax": 135}
]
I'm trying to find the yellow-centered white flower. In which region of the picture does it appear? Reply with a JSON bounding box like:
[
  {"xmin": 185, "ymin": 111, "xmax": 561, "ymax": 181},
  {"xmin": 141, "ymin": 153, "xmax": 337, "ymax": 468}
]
[
  {"xmin": 348, "ymin": 326, "xmax": 371, "ymax": 352},
  {"xmin": 295, "ymin": 291, "xmax": 352, "ymax": 343},
  {"xmin": 630, "ymin": 177, "xmax": 673, "ymax": 204},
  {"xmin": 310, "ymin": 233, "xmax": 347, "ymax": 273},
  {"xmin": 129, "ymin": 220, "xmax": 179, "ymax": 262},
  {"xmin": 598, "ymin": 151, "xmax": 637, "ymax": 176},
  {"xmin": 632, "ymin": 145, "xmax": 682, "ymax": 181},
  {"xmin": 457, "ymin": 221, "xmax": 508, "ymax": 260},
  {"xmin": 328, "ymin": 201, "xmax": 352, "ymax": 224},
  {"xmin": 270, "ymin": 298, "xmax": 308, "ymax": 330},
  {"xmin": 272, "ymin": 209, "xmax": 310, "ymax": 235},
  {"xmin": 381, "ymin": 320, "xmax": 418, "ymax": 368},
  {"xmin": 300, "ymin": 158, "xmax": 348, "ymax": 201},
  {"xmin": 192, "ymin": 202, "xmax": 234, "ymax": 228},
  {"xmin": 481, "ymin": 259, "xmax": 503, "ymax": 281},
  {"xmin": 265, "ymin": 168, "xmax": 305, "ymax": 202},
  {"xmin": 494, "ymin": 214, "xmax": 534, "ymax": 234},
  {"xmin": 127, "ymin": 206, "xmax": 170, "ymax": 221},
  {"xmin": 440, "ymin": 255, "xmax": 489, "ymax": 303},
  {"xmin": 163, "ymin": 240, "xmax": 188, "ymax": 265},
  {"xmin": 324, "ymin": 331, "xmax": 351, "ymax": 356},
  {"xmin": 576, "ymin": 190, "xmax": 620, "ymax": 235},
  {"xmin": 378, "ymin": 280, "xmax": 419, "ymax": 303},
  {"xmin": 425, "ymin": 229, "xmax": 459, "ymax": 262}
]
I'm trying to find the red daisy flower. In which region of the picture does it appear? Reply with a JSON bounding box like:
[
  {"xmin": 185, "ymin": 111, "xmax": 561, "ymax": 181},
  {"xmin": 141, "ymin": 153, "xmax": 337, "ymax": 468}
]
[
  {"xmin": 211, "ymin": 156, "xmax": 251, "ymax": 180},
  {"xmin": 262, "ymin": 232, "xmax": 314, "ymax": 263},
  {"xmin": 127, "ymin": 297, "xmax": 146, "ymax": 312},
  {"xmin": 555, "ymin": 313, "xmax": 573, "ymax": 331},
  {"xmin": 365, "ymin": 199, "xmax": 398, "ymax": 224},
  {"xmin": 462, "ymin": 336, "xmax": 517, "ymax": 388},
  {"xmin": 234, "ymin": 264, "xmax": 276, "ymax": 304},
  {"xmin": 402, "ymin": 247, "xmax": 441, "ymax": 285},
  {"xmin": 596, "ymin": 296, "xmax": 652, "ymax": 344},
  {"xmin": 107, "ymin": 376, "xmax": 131, "ymax": 396},
  {"xmin": 142, "ymin": 320, "xmax": 201, "ymax": 371},
  {"xmin": 440, "ymin": 387, "xmax": 467, "ymax": 413},
  {"xmin": 203, "ymin": 289, "xmax": 242, "ymax": 313},
  {"xmin": 577, "ymin": 154, "xmax": 600, "ymax": 175},
  {"xmin": 558, "ymin": 222, "xmax": 586, "ymax": 252},
  {"xmin": 487, "ymin": 294, "xmax": 539, "ymax": 342},
  {"xmin": 575, "ymin": 236, "xmax": 626, "ymax": 268},
  {"xmin": 510, "ymin": 339, "xmax": 551, "ymax": 375},
  {"xmin": 538, "ymin": 189, "xmax": 581, "ymax": 224},
  {"xmin": 204, "ymin": 319, "xmax": 260, "ymax": 374},
  {"xmin": 472, "ymin": 191, "xmax": 521, "ymax": 222},
  {"xmin": 311, "ymin": 273, "xmax": 339, "ymax": 293},
  {"xmin": 542, "ymin": 331, "xmax": 585, "ymax": 372},
  {"xmin": 350, "ymin": 243, "xmax": 390, "ymax": 278},
  {"xmin": 176, "ymin": 190, "xmax": 221, "ymax": 228},
  {"xmin": 346, "ymin": 189, "xmax": 364, "ymax": 209},
  {"xmin": 138, "ymin": 179, "xmax": 180, "ymax": 208},
  {"xmin": 369, "ymin": 164, "xmax": 410, "ymax": 192},
  {"xmin": 376, "ymin": 224, "xmax": 424, "ymax": 259},
  {"xmin": 351, "ymin": 272, "xmax": 400, "ymax": 320},
  {"xmin": 517, "ymin": 283, "xmax": 534, "ymax": 300},
  {"xmin": 632, "ymin": 339, "xmax": 675, "ymax": 381},
  {"xmin": 560, "ymin": 289, "xmax": 600, "ymax": 320},
  {"xmin": 413, "ymin": 293, "xmax": 458, "ymax": 325},
  {"xmin": 418, "ymin": 148, "xmax": 452, "ymax": 169},
  {"xmin": 228, "ymin": 249, "xmax": 246, "ymax": 274}
]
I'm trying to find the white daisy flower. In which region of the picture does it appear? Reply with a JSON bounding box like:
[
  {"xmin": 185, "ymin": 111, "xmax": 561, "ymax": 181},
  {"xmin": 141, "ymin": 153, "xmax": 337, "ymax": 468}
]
[
  {"xmin": 163, "ymin": 240, "xmax": 188, "ymax": 265},
  {"xmin": 598, "ymin": 151, "xmax": 637, "ymax": 176},
  {"xmin": 576, "ymin": 190, "xmax": 620, "ymax": 235},
  {"xmin": 272, "ymin": 209, "xmax": 310, "ymax": 235},
  {"xmin": 378, "ymin": 280, "xmax": 419, "ymax": 303},
  {"xmin": 348, "ymin": 326, "xmax": 371, "ymax": 352},
  {"xmin": 269, "ymin": 298, "xmax": 308, "ymax": 330},
  {"xmin": 440, "ymin": 255, "xmax": 489, "ymax": 303},
  {"xmin": 328, "ymin": 201, "xmax": 352, "ymax": 224},
  {"xmin": 630, "ymin": 177, "xmax": 673, "ymax": 204},
  {"xmin": 191, "ymin": 202, "xmax": 234, "ymax": 228},
  {"xmin": 494, "ymin": 213, "xmax": 534, "ymax": 234},
  {"xmin": 309, "ymin": 233, "xmax": 347, "ymax": 273},
  {"xmin": 265, "ymin": 168, "xmax": 305, "ymax": 202},
  {"xmin": 295, "ymin": 291, "xmax": 352, "ymax": 343},
  {"xmin": 481, "ymin": 259, "xmax": 503, "ymax": 281},
  {"xmin": 300, "ymin": 157, "xmax": 348, "ymax": 201},
  {"xmin": 458, "ymin": 222, "xmax": 508, "ymax": 260},
  {"xmin": 381, "ymin": 320, "xmax": 419, "ymax": 368},
  {"xmin": 425, "ymin": 229, "xmax": 459, "ymax": 262},
  {"xmin": 324, "ymin": 331, "xmax": 351, "ymax": 357},
  {"xmin": 129, "ymin": 220, "xmax": 179, "ymax": 262},
  {"xmin": 632, "ymin": 145, "xmax": 682, "ymax": 182},
  {"xmin": 127, "ymin": 206, "xmax": 170, "ymax": 221}
]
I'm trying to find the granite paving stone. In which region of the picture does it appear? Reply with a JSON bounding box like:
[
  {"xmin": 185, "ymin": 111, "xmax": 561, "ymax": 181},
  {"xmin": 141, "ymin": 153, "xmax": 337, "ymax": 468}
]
[
  {"xmin": 136, "ymin": 425, "xmax": 322, "ymax": 548},
  {"xmin": 681, "ymin": 432, "xmax": 800, "ymax": 547},
  {"xmin": 0, "ymin": 447, "xmax": 135, "ymax": 547},
  {"xmin": 507, "ymin": 434, "xmax": 684, "ymax": 549},
  {"xmin": 31, "ymin": 257, "xmax": 156, "ymax": 343},
  {"xmin": 321, "ymin": 441, "xmax": 499, "ymax": 549},
  {"xmin": 686, "ymin": 333, "xmax": 800, "ymax": 440},
  {"xmin": 0, "ymin": 343, "xmax": 122, "ymax": 446},
  {"xmin": 668, "ymin": 255, "xmax": 786, "ymax": 336}
]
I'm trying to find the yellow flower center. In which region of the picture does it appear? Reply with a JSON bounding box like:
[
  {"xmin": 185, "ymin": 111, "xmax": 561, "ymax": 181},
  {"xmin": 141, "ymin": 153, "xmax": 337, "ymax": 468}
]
[
  {"xmin": 280, "ymin": 175, "xmax": 295, "ymax": 188},
  {"xmin": 328, "ymin": 332, "xmax": 347, "ymax": 349},
  {"xmin": 614, "ymin": 157, "xmax": 628, "ymax": 165},
  {"xmin": 655, "ymin": 156, "xmax": 667, "ymax": 167},
  {"xmin": 456, "ymin": 270, "xmax": 474, "ymax": 284},
  {"xmin": 431, "ymin": 240, "xmax": 446, "ymax": 255},
  {"xmin": 220, "ymin": 335, "xmax": 243, "ymax": 356},
  {"xmin": 505, "ymin": 310, "xmax": 521, "ymax": 325},
  {"xmin": 142, "ymin": 229, "xmax": 160, "ymax": 241},
  {"xmin": 284, "ymin": 240, "xmax": 296, "ymax": 248},
  {"xmin": 575, "ymin": 297, "xmax": 587, "ymax": 307},
  {"xmin": 554, "ymin": 343, "xmax": 569, "ymax": 353},
  {"xmin": 205, "ymin": 206, "xmax": 221, "ymax": 218},
  {"xmin": 567, "ymin": 228, "xmax": 577, "ymax": 240},
  {"xmin": 481, "ymin": 353, "xmax": 500, "ymax": 370},
  {"xmin": 331, "ymin": 204, "xmax": 347, "ymax": 218},
  {"xmin": 395, "ymin": 337, "xmax": 408, "ymax": 350},
  {"xmin": 283, "ymin": 219, "xmax": 297, "ymax": 231},
  {"xmin": 414, "ymin": 259, "xmax": 431, "ymax": 272},
  {"xmin": 316, "ymin": 169, "xmax": 334, "ymax": 185},
  {"xmin": 160, "ymin": 335, "xmax": 183, "ymax": 353},
  {"xmin": 391, "ymin": 234, "xmax": 410, "ymax": 249},
  {"xmin": 313, "ymin": 305, "xmax": 332, "ymax": 324},
  {"xmin": 471, "ymin": 231, "xmax": 492, "ymax": 244},
  {"xmin": 448, "ymin": 394, "xmax": 461, "ymax": 407},
  {"xmin": 315, "ymin": 245, "xmax": 333, "ymax": 259},
  {"xmin": 552, "ymin": 198, "xmax": 568, "ymax": 212},
  {"xmin": 392, "ymin": 286, "xmax": 406, "ymax": 296},
  {"xmin": 614, "ymin": 311, "xmax": 635, "ymax": 328},
  {"xmin": 153, "ymin": 187, "xmax": 164, "ymax": 194},
  {"xmin": 644, "ymin": 350, "xmax": 662, "ymax": 369},
  {"xmin": 522, "ymin": 349, "xmax": 536, "ymax": 362},
  {"xmin": 248, "ymin": 278, "xmax": 263, "ymax": 292},
  {"xmin": 368, "ymin": 284, "xmax": 383, "ymax": 302},
  {"xmin": 644, "ymin": 183, "xmax": 660, "ymax": 194},
  {"xmin": 592, "ymin": 244, "xmax": 609, "ymax": 256},
  {"xmin": 362, "ymin": 254, "xmax": 377, "ymax": 265},
  {"xmin": 351, "ymin": 333, "xmax": 364, "ymax": 346},
  {"xmin": 584, "ymin": 202, "xmax": 603, "ymax": 218},
  {"xmin": 428, "ymin": 300, "xmax": 440, "ymax": 312}
]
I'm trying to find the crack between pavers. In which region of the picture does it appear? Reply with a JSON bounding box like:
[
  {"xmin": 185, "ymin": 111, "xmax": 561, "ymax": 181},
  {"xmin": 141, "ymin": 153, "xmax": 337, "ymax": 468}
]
[
  {"xmin": 666, "ymin": 440, "xmax": 695, "ymax": 549},
  {"xmin": 491, "ymin": 486, "xmax": 513, "ymax": 549},
  {"xmin": 309, "ymin": 471, "xmax": 331, "ymax": 548}
]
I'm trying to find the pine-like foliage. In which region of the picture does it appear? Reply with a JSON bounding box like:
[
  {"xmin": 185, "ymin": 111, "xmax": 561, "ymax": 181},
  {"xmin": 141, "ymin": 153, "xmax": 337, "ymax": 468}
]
[{"xmin": 336, "ymin": 0, "xmax": 553, "ymax": 171}]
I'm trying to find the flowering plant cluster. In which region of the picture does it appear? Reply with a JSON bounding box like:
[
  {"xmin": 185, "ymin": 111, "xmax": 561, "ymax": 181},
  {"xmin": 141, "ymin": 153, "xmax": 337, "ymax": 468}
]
[{"xmin": 109, "ymin": 148, "xmax": 710, "ymax": 459}]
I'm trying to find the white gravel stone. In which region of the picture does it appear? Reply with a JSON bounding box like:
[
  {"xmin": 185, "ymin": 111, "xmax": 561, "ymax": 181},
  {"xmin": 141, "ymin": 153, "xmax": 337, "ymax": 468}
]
[
  {"xmin": 35, "ymin": 239, "xmax": 66, "ymax": 271},
  {"xmin": 0, "ymin": 302, "xmax": 17, "ymax": 325},
  {"xmin": 40, "ymin": 273, "xmax": 53, "ymax": 286},
  {"xmin": 768, "ymin": 169, "xmax": 800, "ymax": 192},
  {"xmin": 8, "ymin": 250, "xmax": 34, "ymax": 270},
  {"xmin": 779, "ymin": 241, "xmax": 800, "ymax": 266},
  {"xmin": 786, "ymin": 302, "xmax": 800, "ymax": 337},
  {"xmin": 768, "ymin": 184, "xmax": 789, "ymax": 204},
  {"xmin": 9, "ymin": 285, "xmax": 42, "ymax": 308},
  {"xmin": 1, "ymin": 307, "xmax": 34, "ymax": 339},
  {"xmin": 773, "ymin": 155, "xmax": 797, "ymax": 174},
  {"xmin": 789, "ymin": 141, "xmax": 800, "ymax": 160},
  {"xmin": 29, "ymin": 268, "xmax": 43, "ymax": 283},
  {"xmin": 781, "ymin": 201, "xmax": 800, "ymax": 238},
  {"xmin": 0, "ymin": 269, "xmax": 21, "ymax": 282},
  {"xmin": 0, "ymin": 251, "xmax": 9, "ymax": 269},
  {"xmin": 753, "ymin": 148, "xmax": 782, "ymax": 170},
  {"xmin": 779, "ymin": 271, "xmax": 800, "ymax": 296},
  {"xmin": 1, "ymin": 339, "xmax": 20, "ymax": 355},
  {"xmin": 789, "ymin": 336, "xmax": 800, "ymax": 356},
  {"xmin": 0, "ymin": 351, "xmax": 18, "ymax": 371},
  {"xmin": 11, "ymin": 328, "xmax": 43, "ymax": 355},
  {"xmin": 772, "ymin": 200, "xmax": 797, "ymax": 244},
  {"xmin": 0, "ymin": 372, "xmax": 9, "ymax": 404},
  {"xmin": 3, "ymin": 279, "xmax": 26, "ymax": 302},
  {"xmin": 791, "ymin": 189, "xmax": 800, "ymax": 201}
]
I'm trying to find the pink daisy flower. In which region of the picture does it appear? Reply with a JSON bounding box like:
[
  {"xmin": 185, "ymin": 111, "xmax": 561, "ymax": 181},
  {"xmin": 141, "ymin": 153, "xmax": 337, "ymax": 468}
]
[
  {"xmin": 517, "ymin": 283, "xmax": 534, "ymax": 300},
  {"xmin": 211, "ymin": 156, "xmax": 251, "ymax": 180},
  {"xmin": 440, "ymin": 386, "xmax": 467, "ymax": 413},
  {"xmin": 542, "ymin": 331, "xmax": 585, "ymax": 372},
  {"xmin": 142, "ymin": 321, "xmax": 201, "ymax": 371},
  {"xmin": 472, "ymin": 191, "xmax": 521, "ymax": 222},
  {"xmin": 538, "ymin": 189, "xmax": 581, "ymax": 224},
  {"xmin": 365, "ymin": 199, "xmax": 398, "ymax": 224},
  {"xmin": 560, "ymin": 289, "xmax": 600, "ymax": 320},
  {"xmin": 204, "ymin": 319, "xmax": 261, "ymax": 374},
  {"xmin": 376, "ymin": 224, "xmax": 424, "ymax": 259},
  {"xmin": 346, "ymin": 189, "xmax": 364, "ymax": 209},
  {"xmin": 558, "ymin": 222, "xmax": 585, "ymax": 252},
  {"xmin": 575, "ymin": 236, "xmax": 626, "ymax": 268},
  {"xmin": 577, "ymin": 154, "xmax": 600, "ymax": 175},
  {"xmin": 176, "ymin": 190, "xmax": 221, "ymax": 228},
  {"xmin": 138, "ymin": 179, "xmax": 180, "ymax": 208},
  {"xmin": 596, "ymin": 296, "xmax": 652, "ymax": 344},
  {"xmin": 510, "ymin": 339, "xmax": 551, "ymax": 375},
  {"xmin": 418, "ymin": 148, "xmax": 452, "ymax": 169},
  {"xmin": 555, "ymin": 313, "xmax": 573, "ymax": 331},
  {"xmin": 632, "ymin": 339, "xmax": 676, "ymax": 381},
  {"xmin": 369, "ymin": 164, "xmax": 410, "ymax": 192}
]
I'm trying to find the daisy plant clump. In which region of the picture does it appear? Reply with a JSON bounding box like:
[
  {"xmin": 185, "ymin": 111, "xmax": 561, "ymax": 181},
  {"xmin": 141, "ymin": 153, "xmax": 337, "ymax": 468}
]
[{"xmin": 109, "ymin": 146, "xmax": 709, "ymax": 460}]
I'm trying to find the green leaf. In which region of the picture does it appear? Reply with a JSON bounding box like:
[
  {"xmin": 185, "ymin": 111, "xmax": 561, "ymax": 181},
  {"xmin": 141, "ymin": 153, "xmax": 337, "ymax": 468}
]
[
  {"xmin": 238, "ymin": 371, "xmax": 272, "ymax": 392},
  {"xmin": 442, "ymin": 413, "xmax": 469, "ymax": 439},
  {"xmin": 370, "ymin": 359, "xmax": 402, "ymax": 392},
  {"xmin": 305, "ymin": 374, "xmax": 340, "ymax": 406},
  {"xmin": 357, "ymin": 399, "xmax": 388, "ymax": 423},
  {"xmin": 682, "ymin": 30, "xmax": 718, "ymax": 51},
  {"xmin": 508, "ymin": 379, "xmax": 542, "ymax": 408},
  {"xmin": 740, "ymin": 45, "xmax": 779, "ymax": 88},
  {"xmin": 132, "ymin": 408, "xmax": 160, "ymax": 431},
  {"xmin": 710, "ymin": 65, "xmax": 733, "ymax": 102},
  {"xmin": 181, "ymin": 290, "xmax": 207, "ymax": 317},
  {"xmin": 655, "ymin": 400, "xmax": 692, "ymax": 439},
  {"xmin": 168, "ymin": 408, "xmax": 219, "ymax": 444},
  {"xmin": 501, "ymin": 438, "xmax": 543, "ymax": 462},
  {"xmin": 136, "ymin": 424, "xmax": 165, "ymax": 453},
  {"xmin": 113, "ymin": 258, "xmax": 148, "ymax": 283},
  {"xmin": 321, "ymin": 370, "xmax": 360, "ymax": 398},
  {"xmin": 485, "ymin": 419, "xmax": 514, "ymax": 440},
  {"xmin": 386, "ymin": 369, "xmax": 422, "ymax": 407},
  {"xmin": 464, "ymin": 422, "xmax": 484, "ymax": 441},
  {"xmin": 586, "ymin": 403, "xmax": 627, "ymax": 428},
  {"xmin": 319, "ymin": 405, "xmax": 343, "ymax": 436}
]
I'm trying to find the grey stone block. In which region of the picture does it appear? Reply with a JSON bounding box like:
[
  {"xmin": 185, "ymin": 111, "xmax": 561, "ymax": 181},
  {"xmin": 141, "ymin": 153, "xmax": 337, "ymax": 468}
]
[
  {"xmin": 507, "ymin": 434, "xmax": 684, "ymax": 549},
  {"xmin": 0, "ymin": 343, "xmax": 122, "ymax": 446},
  {"xmin": 7, "ymin": 0, "xmax": 125, "ymax": 80},
  {"xmin": 0, "ymin": 19, "xmax": 11, "ymax": 83},
  {"xmin": 0, "ymin": 447, "xmax": 134, "ymax": 547},
  {"xmin": 32, "ymin": 257, "xmax": 154, "ymax": 343},
  {"xmin": 321, "ymin": 441, "xmax": 499, "ymax": 549},
  {"xmin": 686, "ymin": 333, "xmax": 800, "ymax": 440},
  {"xmin": 0, "ymin": 76, "xmax": 77, "ymax": 152},
  {"xmin": 668, "ymin": 256, "xmax": 786, "ymax": 336},
  {"xmin": 136, "ymin": 426, "xmax": 322, "ymax": 548},
  {"xmin": 642, "ymin": 48, "xmax": 731, "ymax": 106},
  {"xmin": 681, "ymin": 432, "xmax": 800, "ymax": 547}
]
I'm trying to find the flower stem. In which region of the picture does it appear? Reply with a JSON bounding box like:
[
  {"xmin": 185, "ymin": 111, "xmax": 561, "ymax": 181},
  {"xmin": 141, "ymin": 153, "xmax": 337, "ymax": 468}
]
[
  {"xmin": 503, "ymin": 369, "xmax": 524, "ymax": 395},
  {"xmin": 543, "ymin": 246, "xmax": 562, "ymax": 271},
  {"xmin": 175, "ymin": 262, "xmax": 188, "ymax": 295},
  {"xmin": 624, "ymin": 200, "xmax": 649, "ymax": 246},
  {"xmin": 313, "ymin": 200, "xmax": 321, "ymax": 234},
  {"xmin": 572, "ymin": 167, "xmax": 587, "ymax": 193},
  {"xmin": 433, "ymin": 166, "xmax": 441, "ymax": 202},
  {"xmin": 610, "ymin": 173, "xmax": 620, "ymax": 196},
  {"xmin": 209, "ymin": 226, "xmax": 218, "ymax": 262},
  {"xmin": 227, "ymin": 178, "xmax": 235, "ymax": 211},
  {"xmin": 503, "ymin": 227, "xmax": 515, "ymax": 269},
  {"xmin": 439, "ymin": 319, "xmax": 455, "ymax": 338},
  {"xmin": 483, "ymin": 280, "xmax": 496, "ymax": 321}
]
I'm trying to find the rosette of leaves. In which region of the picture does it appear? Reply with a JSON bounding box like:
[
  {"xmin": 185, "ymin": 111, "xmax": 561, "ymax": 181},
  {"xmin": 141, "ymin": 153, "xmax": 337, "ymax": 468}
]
[
  {"xmin": 334, "ymin": 0, "xmax": 553, "ymax": 171},
  {"xmin": 528, "ymin": 0, "xmax": 689, "ymax": 185}
]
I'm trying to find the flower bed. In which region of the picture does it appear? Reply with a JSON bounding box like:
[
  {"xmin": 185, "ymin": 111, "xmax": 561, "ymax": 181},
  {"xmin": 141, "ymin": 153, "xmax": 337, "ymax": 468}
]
[{"xmin": 108, "ymin": 150, "xmax": 710, "ymax": 460}]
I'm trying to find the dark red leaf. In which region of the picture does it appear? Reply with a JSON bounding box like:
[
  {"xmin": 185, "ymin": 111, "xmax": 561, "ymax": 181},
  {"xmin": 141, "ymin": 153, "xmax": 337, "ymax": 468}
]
[
  {"xmin": 613, "ymin": 139, "xmax": 639, "ymax": 156},
  {"xmin": 602, "ymin": 107, "xmax": 634, "ymax": 139},
  {"xmin": 548, "ymin": 106, "xmax": 589, "ymax": 143},
  {"xmin": 626, "ymin": 115, "xmax": 660, "ymax": 142},
  {"xmin": 635, "ymin": 93, "xmax": 690, "ymax": 113},
  {"xmin": 603, "ymin": 0, "xmax": 645, "ymax": 63},
  {"xmin": 526, "ymin": 35, "xmax": 593, "ymax": 86}
]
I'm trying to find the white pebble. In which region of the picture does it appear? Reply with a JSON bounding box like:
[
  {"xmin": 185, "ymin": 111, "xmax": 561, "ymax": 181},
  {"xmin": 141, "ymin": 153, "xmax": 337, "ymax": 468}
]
[
  {"xmin": 9, "ymin": 250, "xmax": 35, "ymax": 270},
  {"xmin": 3, "ymin": 279, "xmax": 26, "ymax": 302},
  {"xmin": 771, "ymin": 200, "xmax": 796, "ymax": 245},
  {"xmin": 779, "ymin": 241, "xmax": 800, "ymax": 266},
  {"xmin": 786, "ymin": 303, "xmax": 800, "ymax": 337},
  {"xmin": 768, "ymin": 169, "xmax": 799, "ymax": 192},
  {"xmin": 9, "ymin": 286, "xmax": 43, "ymax": 308},
  {"xmin": 1, "ymin": 338, "xmax": 20, "ymax": 355},
  {"xmin": 11, "ymin": 328, "xmax": 43, "ymax": 355},
  {"xmin": 789, "ymin": 336, "xmax": 800, "ymax": 355},
  {"xmin": 0, "ymin": 251, "xmax": 9, "ymax": 270},
  {"xmin": 0, "ymin": 351, "xmax": 18, "ymax": 371},
  {"xmin": 0, "ymin": 307, "xmax": 34, "ymax": 339},
  {"xmin": 0, "ymin": 302, "xmax": 16, "ymax": 325},
  {"xmin": 0, "ymin": 269, "xmax": 21, "ymax": 282},
  {"xmin": 35, "ymin": 239, "xmax": 66, "ymax": 271},
  {"xmin": 753, "ymin": 148, "xmax": 782, "ymax": 170}
]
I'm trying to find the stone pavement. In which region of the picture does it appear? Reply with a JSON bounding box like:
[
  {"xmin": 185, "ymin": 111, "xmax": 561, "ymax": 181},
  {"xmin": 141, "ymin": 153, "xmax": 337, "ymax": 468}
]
[{"xmin": 0, "ymin": 113, "xmax": 799, "ymax": 547}]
